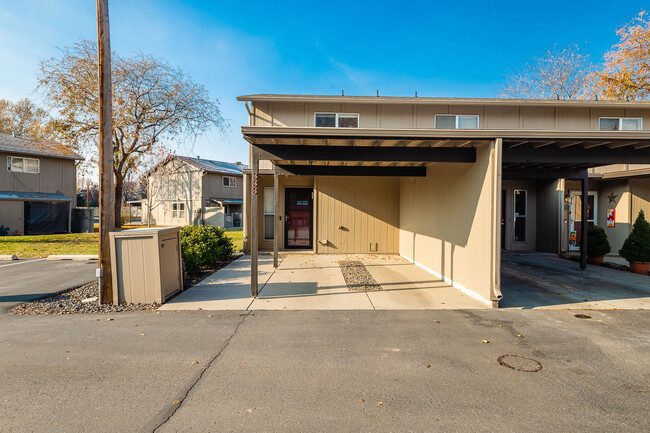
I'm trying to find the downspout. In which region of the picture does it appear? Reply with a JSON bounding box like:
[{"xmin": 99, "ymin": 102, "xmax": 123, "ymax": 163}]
[{"xmin": 490, "ymin": 138, "xmax": 504, "ymax": 307}]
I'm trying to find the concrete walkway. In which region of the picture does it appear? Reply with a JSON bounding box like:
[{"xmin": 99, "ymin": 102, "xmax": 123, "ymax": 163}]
[
  {"xmin": 500, "ymin": 252, "xmax": 650, "ymax": 309},
  {"xmin": 161, "ymin": 254, "xmax": 487, "ymax": 310}
]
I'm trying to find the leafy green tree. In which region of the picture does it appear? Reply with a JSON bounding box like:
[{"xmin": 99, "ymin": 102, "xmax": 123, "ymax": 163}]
[{"xmin": 619, "ymin": 210, "xmax": 650, "ymax": 263}]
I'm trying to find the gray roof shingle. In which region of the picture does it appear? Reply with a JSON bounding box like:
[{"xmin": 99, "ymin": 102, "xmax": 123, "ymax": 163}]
[
  {"xmin": 0, "ymin": 133, "xmax": 82, "ymax": 160},
  {"xmin": 175, "ymin": 156, "xmax": 246, "ymax": 175}
]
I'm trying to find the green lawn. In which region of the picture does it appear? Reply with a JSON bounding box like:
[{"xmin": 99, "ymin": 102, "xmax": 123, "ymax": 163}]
[
  {"xmin": 0, "ymin": 233, "xmax": 98, "ymax": 257},
  {"xmin": 0, "ymin": 226, "xmax": 244, "ymax": 258},
  {"xmin": 225, "ymin": 228, "xmax": 244, "ymax": 251}
]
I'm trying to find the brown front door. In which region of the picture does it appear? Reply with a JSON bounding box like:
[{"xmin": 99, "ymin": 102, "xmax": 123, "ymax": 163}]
[{"xmin": 285, "ymin": 188, "xmax": 312, "ymax": 249}]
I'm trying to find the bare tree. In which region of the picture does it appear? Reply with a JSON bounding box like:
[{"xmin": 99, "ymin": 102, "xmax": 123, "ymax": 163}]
[
  {"xmin": 498, "ymin": 44, "xmax": 594, "ymax": 100},
  {"xmin": 37, "ymin": 40, "xmax": 228, "ymax": 226},
  {"xmin": 140, "ymin": 146, "xmax": 172, "ymax": 227}
]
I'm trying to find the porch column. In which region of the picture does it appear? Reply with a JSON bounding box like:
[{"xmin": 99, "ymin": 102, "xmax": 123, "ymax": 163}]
[
  {"xmin": 580, "ymin": 172, "xmax": 588, "ymax": 270},
  {"xmin": 273, "ymin": 165, "xmax": 279, "ymax": 268},
  {"xmin": 251, "ymin": 153, "xmax": 259, "ymax": 297}
]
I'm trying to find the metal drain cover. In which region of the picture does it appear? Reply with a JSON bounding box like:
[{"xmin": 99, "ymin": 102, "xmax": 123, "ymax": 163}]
[{"xmin": 497, "ymin": 355, "xmax": 543, "ymax": 372}]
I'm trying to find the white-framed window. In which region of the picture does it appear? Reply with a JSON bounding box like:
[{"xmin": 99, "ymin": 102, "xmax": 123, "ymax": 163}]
[
  {"xmin": 598, "ymin": 117, "xmax": 642, "ymax": 131},
  {"xmin": 222, "ymin": 176, "xmax": 237, "ymax": 187},
  {"xmin": 263, "ymin": 187, "xmax": 275, "ymax": 240},
  {"xmin": 172, "ymin": 202, "xmax": 185, "ymax": 219},
  {"xmin": 434, "ymin": 114, "xmax": 479, "ymax": 129},
  {"xmin": 514, "ymin": 190, "xmax": 527, "ymax": 242},
  {"xmin": 314, "ymin": 112, "xmax": 359, "ymax": 128},
  {"xmin": 7, "ymin": 156, "xmax": 40, "ymax": 173}
]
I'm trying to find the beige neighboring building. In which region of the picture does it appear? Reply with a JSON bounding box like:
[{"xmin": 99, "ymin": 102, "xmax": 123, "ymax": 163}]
[
  {"xmin": 570, "ymin": 164, "xmax": 650, "ymax": 254},
  {"xmin": 144, "ymin": 155, "xmax": 245, "ymax": 228},
  {"xmin": 239, "ymin": 94, "xmax": 650, "ymax": 307},
  {"xmin": 0, "ymin": 133, "xmax": 81, "ymax": 235}
]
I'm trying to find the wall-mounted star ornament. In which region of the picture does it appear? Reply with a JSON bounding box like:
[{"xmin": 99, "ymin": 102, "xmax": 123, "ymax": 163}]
[{"xmin": 608, "ymin": 192, "xmax": 618, "ymax": 204}]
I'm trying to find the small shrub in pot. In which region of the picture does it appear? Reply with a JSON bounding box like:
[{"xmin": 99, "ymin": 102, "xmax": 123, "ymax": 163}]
[
  {"xmin": 180, "ymin": 225, "xmax": 234, "ymax": 276},
  {"xmin": 619, "ymin": 210, "xmax": 650, "ymax": 275},
  {"xmin": 586, "ymin": 226, "xmax": 611, "ymax": 265}
]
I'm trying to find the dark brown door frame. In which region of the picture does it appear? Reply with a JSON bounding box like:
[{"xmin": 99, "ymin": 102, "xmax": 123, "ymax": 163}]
[{"xmin": 284, "ymin": 187, "xmax": 313, "ymax": 250}]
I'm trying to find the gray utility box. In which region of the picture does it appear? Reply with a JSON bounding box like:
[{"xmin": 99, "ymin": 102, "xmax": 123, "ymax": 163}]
[{"xmin": 109, "ymin": 226, "xmax": 183, "ymax": 304}]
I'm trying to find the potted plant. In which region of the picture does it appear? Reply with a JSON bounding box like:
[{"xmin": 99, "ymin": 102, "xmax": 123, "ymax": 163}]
[
  {"xmin": 586, "ymin": 226, "xmax": 611, "ymax": 265},
  {"xmin": 619, "ymin": 210, "xmax": 650, "ymax": 275}
]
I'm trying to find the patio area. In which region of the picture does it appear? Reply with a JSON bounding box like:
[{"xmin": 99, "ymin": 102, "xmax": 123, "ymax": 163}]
[{"xmin": 159, "ymin": 254, "xmax": 488, "ymax": 311}]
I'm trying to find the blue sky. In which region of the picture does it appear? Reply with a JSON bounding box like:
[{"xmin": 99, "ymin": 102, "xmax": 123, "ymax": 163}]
[{"xmin": 0, "ymin": 0, "xmax": 647, "ymax": 164}]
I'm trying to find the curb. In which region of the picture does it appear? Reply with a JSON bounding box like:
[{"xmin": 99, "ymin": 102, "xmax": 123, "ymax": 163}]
[
  {"xmin": 46, "ymin": 255, "xmax": 99, "ymax": 261},
  {"xmin": 0, "ymin": 255, "xmax": 18, "ymax": 261}
]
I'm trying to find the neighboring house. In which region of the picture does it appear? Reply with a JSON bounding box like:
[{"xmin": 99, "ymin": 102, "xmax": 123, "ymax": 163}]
[
  {"xmin": 143, "ymin": 155, "xmax": 245, "ymax": 228},
  {"xmin": 238, "ymin": 94, "xmax": 650, "ymax": 307},
  {"xmin": 0, "ymin": 133, "xmax": 82, "ymax": 235},
  {"xmin": 562, "ymin": 164, "xmax": 650, "ymax": 254}
]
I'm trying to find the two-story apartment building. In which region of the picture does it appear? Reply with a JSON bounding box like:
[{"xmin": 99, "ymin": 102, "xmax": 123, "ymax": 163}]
[
  {"xmin": 238, "ymin": 94, "xmax": 650, "ymax": 307},
  {"xmin": 0, "ymin": 133, "xmax": 81, "ymax": 235},
  {"xmin": 144, "ymin": 155, "xmax": 245, "ymax": 228}
]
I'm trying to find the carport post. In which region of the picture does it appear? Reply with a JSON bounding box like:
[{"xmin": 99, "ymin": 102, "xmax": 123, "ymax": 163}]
[
  {"xmin": 273, "ymin": 165, "xmax": 279, "ymax": 268},
  {"xmin": 251, "ymin": 153, "xmax": 259, "ymax": 297},
  {"xmin": 580, "ymin": 173, "xmax": 588, "ymax": 270}
]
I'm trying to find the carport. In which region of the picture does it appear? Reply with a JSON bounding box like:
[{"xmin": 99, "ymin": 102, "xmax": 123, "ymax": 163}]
[{"xmin": 244, "ymin": 127, "xmax": 650, "ymax": 308}]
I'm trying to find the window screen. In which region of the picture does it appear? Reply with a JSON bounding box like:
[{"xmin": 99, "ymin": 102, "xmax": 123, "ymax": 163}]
[
  {"xmin": 514, "ymin": 190, "xmax": 527, "ymax": 242},
  {"xmin": 315, "ymin": 113, "xmax": 336, "ymax": 127},
  {"xmin": 264, "ymin": 187, "xmax": 274, "ymax": 240},
  {"xmin": 434, "ymin": 115, "xmax": 456, "ymax": 129},
  {"xmin": 458, "ymin": 115, "xmax": 479, "ymax": 129},
  {"xmin": 337, "ymin": 114, "xmax": 359, "ymax": 128},
  {"xmin": 599, "ymin": 118, "xmax": 619, "ymax": 130},
  {"xmin": 622, "ymin": 118, "xmax": 642, "ymax": 130},
  {"xmin": 24, "ymin": 158, "xmax": 39, "ymax": 173}
]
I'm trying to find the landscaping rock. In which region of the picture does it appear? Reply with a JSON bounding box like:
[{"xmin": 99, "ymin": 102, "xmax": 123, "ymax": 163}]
[{"xmin": 338, "ymin": 260, "xmax": 383, "ymax": 291}]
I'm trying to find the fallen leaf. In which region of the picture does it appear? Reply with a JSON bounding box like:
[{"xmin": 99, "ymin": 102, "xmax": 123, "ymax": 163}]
[
  {"xmin": 359, "ymin": 398, "xmax": 365, "ymax": 402},
  {"xmin": 481, "ymin": 340, "xmax": 489, "ymax": 344},
  {"xmin": 425, "ymin": 364, "xmax": 431, "ymax": 368},
  {"xmin": 192, "ymin": 361, "xmax": 199, "ymax": 365},
  {"xmin": 208, "ymin": 314, "xmax": 213, "ymax": 317},
  {"xmin": 172, "ymin": 400, "xmax": 181, "ymax": 405},
  {"xmin": 140, "ymin": 333, "xmax": 145, "ymax": 336},
  {"xmin": 377, "ymin": 401, "xmax": 383, "ymax": 406},
  {"xmin": 246, "ymin": 408, "xmax": 253, "ymax": 413},
  {"xmin": 433, "ymin": 320, "xmax": 440, "ymax": 323},
  {"xmin": 497, "ymin": 325, "xmax": 503, "ymax": 328},
  {"xmin": 516, "ymin": 334, "xmax": 522, "ymax": 337},
  {"xmin": 107, "ymin": 318, "xmax": 113, "ymax": 321}
]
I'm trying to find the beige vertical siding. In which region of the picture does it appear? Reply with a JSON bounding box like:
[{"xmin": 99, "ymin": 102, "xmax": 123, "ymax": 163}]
[
  {"xmin": 597, "ymin": 180, "xmax": 631, "ymax": 253},
  {"xmin": 315, "ymin": 176, "xmax": 399, "ymax": 254},
  {"xmin": 250, "ymin": 101, "xmax": 650, "ymax": 130},
  {"xmin": 398, "ymin": 143, "xmax": 498, "ymax": 305},
  {"xmin": 630, "ymin": 178, "xmax": 650, "ymax": 232}
]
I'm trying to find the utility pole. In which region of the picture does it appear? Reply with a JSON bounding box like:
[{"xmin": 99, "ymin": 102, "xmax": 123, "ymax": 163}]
[{"xmin": 96, "ymin": 0, "xmax": 114, "ymax": 304}]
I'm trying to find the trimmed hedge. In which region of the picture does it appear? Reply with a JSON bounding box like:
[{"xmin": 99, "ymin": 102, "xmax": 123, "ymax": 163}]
[
  {"xmin": 180, "ymin": 225, "xmax": 234, "ymax": 276},
  {"xmin": 619, "ymin": 210, "xmax": 650, "ymax": 263},
  {"xmin": 587, "ymin": 226, "xmax": 611, "ymax": 257}
]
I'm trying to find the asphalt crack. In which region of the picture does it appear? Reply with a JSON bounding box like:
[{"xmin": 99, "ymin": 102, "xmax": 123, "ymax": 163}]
[{"xmin": 147, "ymin": 311, "xmax": 251, "ymax": 433}]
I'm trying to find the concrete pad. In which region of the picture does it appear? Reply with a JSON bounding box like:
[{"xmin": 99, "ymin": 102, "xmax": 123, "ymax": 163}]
[
  {"xmin": 250, "ymin": 254, "xmax": 374, "ymax": 310},
  {"xmin": 46, "ymin": 254, "xmax": 98, "ymax": 261},
  {"xmin": 159, "ymin": 256, "xmax": 274, "ymax": 311},
  {"xmin": 353, "ymin": 254, "xmax": 489, "ymax": 309}
]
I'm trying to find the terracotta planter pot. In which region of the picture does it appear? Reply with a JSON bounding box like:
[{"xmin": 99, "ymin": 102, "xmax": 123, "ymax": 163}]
[
  {"xmin": 587, "ymin": 255, "xmax": 605, "ymax": 266},
  {"xmin": 629, "ymin": 261, "xmax": 650, "ymax": 275}
]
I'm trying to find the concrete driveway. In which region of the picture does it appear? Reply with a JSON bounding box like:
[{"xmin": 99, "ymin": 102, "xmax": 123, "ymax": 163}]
[
  {"xmin": 1, "ymin": 309, "xmax": 648, "ymax": 432},
  {"xmin": 500, "ymin": 252, "xmax": 650, "ymax": 309},
  {"xmin": 0, "ymin": 258, "xmax": 97, "ymax": 313},
  {"xmin": 160, "ymin": 254, "xmax": 487, "ymax": 311}
]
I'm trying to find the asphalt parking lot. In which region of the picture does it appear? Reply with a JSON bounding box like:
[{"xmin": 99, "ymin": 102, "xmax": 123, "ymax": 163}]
[
  {"xmin": 0, "ymin": 259, "xmax": 96, "ymax": 313},
  {"xmin": 0, "ymin": 309, "xmax": 648, "ymax": 432}
]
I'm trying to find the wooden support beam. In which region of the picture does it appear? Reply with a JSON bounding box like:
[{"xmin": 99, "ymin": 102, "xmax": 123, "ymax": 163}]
[
  {"xmin": 582, "ymin": 141, "xmax": 611, "ymax": 149},
  {"xmin": 250, "ymin": 153, "xmax": 259, "ymax": 297},
  {"xmin": 253, "ymin": 144, "xmax": 476, "ymax": 163},
  {"xmin": 581, "ymin": 174, "xmax": 588, "ymax": 270},
  {"xmin": 503, "ymin": 146, "xmax": 650, "ymax": 165},
  {"xmin": 276, "ymin": 164, "xmax": 427, "ymax": 177},
  {"xmin": 273, "ymin": 166, "xmax": 279, "ymax": 269}
]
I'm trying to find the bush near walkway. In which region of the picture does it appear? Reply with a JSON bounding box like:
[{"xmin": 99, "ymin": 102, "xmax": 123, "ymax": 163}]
[
  {"xmin": 619, "ymin": 210, "xmax": 650, "ymax": 263},
  {"xmin": 180, "ymin": 225, "xmax": 234, "ymax": 276}
]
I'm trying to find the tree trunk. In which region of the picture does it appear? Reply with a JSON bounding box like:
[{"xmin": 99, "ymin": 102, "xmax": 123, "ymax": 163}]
[{"xmin": 114, "ymin": 175, "xmax": 123, "ymax": 228}]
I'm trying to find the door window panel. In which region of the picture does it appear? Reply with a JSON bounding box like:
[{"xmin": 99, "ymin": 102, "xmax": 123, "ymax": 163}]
[{"xmin": 514, "ymin": 190, "xmax": 527, "ymax": 242}]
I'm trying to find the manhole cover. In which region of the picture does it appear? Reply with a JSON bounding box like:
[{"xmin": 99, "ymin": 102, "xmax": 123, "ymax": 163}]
[
  {"xmin": 497, "ymin": 355, "xmax": 543, "ymax": 372},
  {"xmin": 574, "ymin": 314, "xmax": 592, "ymax": 319}
]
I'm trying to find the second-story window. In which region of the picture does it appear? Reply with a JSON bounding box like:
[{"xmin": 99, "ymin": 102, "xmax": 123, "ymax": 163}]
[
  {"xmin": 8, "ymin": 156, "xmax": 40, "ymax": 173},
  {"xmin": 434, "ymin": 114, "xmax": 479, "ymax": 129},
  {"xmin": 223, "ymin": 176, "xmax": 237, "ymax": 187},
  {"xmin": 314, "ymin": 113, "xmax": 359, "ymax": 128},
  {"xmin": 599, "ymin": 117, "xmax": 642, "ymax": 131}
]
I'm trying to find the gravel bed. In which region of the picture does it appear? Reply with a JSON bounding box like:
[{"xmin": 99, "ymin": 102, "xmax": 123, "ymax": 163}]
[
  {"xmin": 338, "ymin": 260, "xmax": 383, "ymax": 291},
  {"xmin": 11, "ymin": 281, "xmax": 158, "ymax": 315}
]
